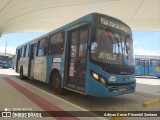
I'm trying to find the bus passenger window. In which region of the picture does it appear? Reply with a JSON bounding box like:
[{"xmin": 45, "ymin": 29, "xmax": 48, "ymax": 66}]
[
  {"xmin": 33, "ymin": 44, "xmax": 37, "ymax": 58},
  {"xmin": 150, "ymin": 60, "xmax": 158, "ymax": 67},
  {"xmin": 25, "ymin": 45, "xmax": 29, "ymax": 57},
  {"xmin": 22, "ymin": 46, "xmax": 27, "ymax": 58},
  {"xmin": 158, "ymin": 60, "xmax": 160, "ymax": 66},
  {"xmin": 135, "ymin": 59, "xmax": 140, "ymax": 66},
  {"xmin": 19, "ymin": 48, "xmax": 22, "ymax": 58},
  {"xmin": 38, "ymin": 38, "xmax": 48, "ymax": 56},
  {"xmin": 49, "ymin": 32, "xmax": 64, "ymax": 55},
  {"xmin": 79, "ymin": 29, "xmax": 88, "ymax": 57}
]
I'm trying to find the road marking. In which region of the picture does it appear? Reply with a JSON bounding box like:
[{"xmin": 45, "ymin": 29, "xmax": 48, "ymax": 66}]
[
  {"xmin": 3, "ymin": 76, "xmax": 106, "ymax": 120},
  {"xmin": 2, "ymin": 77, "xmax": 79, "ymax": 120},
  {"xmin": 143, "ymin": 98, "xmax": 160, "ymax": 107}
]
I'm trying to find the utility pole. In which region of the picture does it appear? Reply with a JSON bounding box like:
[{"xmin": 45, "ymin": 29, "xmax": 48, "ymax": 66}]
[{"xmin": 5, "ymin": 41, "xmax": 7, "ymax": 54}]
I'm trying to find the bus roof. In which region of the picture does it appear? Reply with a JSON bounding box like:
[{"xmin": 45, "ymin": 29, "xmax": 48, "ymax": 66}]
[
  {"xmin": 16, "ymin": 13, "xmax": 131, "ymax": 49},
  {"xmin": 134, "ymin": 55, "xmax": 160, "ymax": 60}
]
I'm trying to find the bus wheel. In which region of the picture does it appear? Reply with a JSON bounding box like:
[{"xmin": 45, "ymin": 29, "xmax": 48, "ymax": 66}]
[
  {"xmin": 52, "ymin": 73, "xmax": 63, "ymax": 94},
  {"xmin": 20, "ymin": 67, "xmax": 25, "ymax": 80}
]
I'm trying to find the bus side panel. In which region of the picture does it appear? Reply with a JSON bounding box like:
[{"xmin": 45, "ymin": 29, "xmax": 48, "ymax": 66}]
[
  {"xmin": 149, "ymin": 66, "xmax": 160, "ymax": 77},
  {"xmin": 23, "ymin": 58, "xmax": 29, "ymax": 76},
  {"xmin": 30, "ymin": 60, "xmax": 34, "ymax": 77},
  {"xmin": 156, "ymin": 66, "xmax": 160, "ymax": 78},
  {"xmin": 17, "ymin": 60, "xmax": 20, "ymax": 73},
  {"xmin": 45, "ymin": 55, "xmax": 53, "ymax": 83},
  {"xmin": 45, "ymin": 55, "xmax": 64, "ymax": 84},
  {"xmin": 140, "ymin": 66, "xmax": 144, "ymax": 76},
  {"xmin": 34, "ymin": 56, "xmax": 47, "ymax": 82},
  {"xmin": 135, "ymin": 66, "xmax": 140, "ymax": 76},
  {"xmin": 149, "ymin": 66, "xmax": 155, "ymax": 76},
  {"xmin": 18, "ymin": 58, "xmax": 29, "ymax": 76},
  {"xmin": 17, "ymin": 59, "xmax": 21, "ymax": 73}
]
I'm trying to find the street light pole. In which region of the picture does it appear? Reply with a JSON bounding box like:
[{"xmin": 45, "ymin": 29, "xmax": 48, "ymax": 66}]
[{"xmin": 5, "ymin": 41, "xmax": 7, "ymax": 54}]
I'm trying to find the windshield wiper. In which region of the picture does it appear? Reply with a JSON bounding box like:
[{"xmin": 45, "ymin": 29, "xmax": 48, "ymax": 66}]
[
  {"xmin": 116, "ymin": 37, "xmax": 120, "ymax": 56},
  {"xmin": 125, "ymin": 35, "xmax": 130, "ymax": 59}
]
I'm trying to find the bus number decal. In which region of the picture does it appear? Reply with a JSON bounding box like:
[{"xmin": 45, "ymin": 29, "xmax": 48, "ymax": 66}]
[{"xmin": 99, "ymin": 52, "xmax": 116, "ymax": 61}]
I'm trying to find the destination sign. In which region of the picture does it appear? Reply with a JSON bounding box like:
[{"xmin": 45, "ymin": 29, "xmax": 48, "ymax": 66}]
[{"xmin": 94, "ymin": 14, "xmax": 132, "ymax": 34}]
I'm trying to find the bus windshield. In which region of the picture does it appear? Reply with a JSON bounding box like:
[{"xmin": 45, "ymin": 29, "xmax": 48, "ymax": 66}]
[
  {"xmin": 0, "ymin": 56, "xmax": 9, "ymax": 62},
  {"xmin": 91, "ymin": 28, "xmax": 134, "ymax": 66}
]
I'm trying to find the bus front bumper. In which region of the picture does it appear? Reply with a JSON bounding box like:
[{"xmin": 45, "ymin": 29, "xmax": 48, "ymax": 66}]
[
  {"xmin": 0, "ymin": 63, "xmax": 8, "ymax": 68},
  {"xmin": 106, "ymin": 83, "xmax": 135, "ymax": 97},
  {"xmin": 0, "ymin": 63, "xmax": 4, "ymax": 67},
  {"xmin": 86, "ymin": 77, "xmax": 136, "ymax": 97}
]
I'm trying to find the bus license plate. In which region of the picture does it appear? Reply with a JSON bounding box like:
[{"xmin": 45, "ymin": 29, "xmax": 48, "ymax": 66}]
[{"xmin": 119, "ymin": 87, "xmax": 126, "ymax": 92}]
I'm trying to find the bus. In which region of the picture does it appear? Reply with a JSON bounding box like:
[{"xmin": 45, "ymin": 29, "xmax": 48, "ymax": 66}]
[
  {"xmin": 135, "ymin": 55, "xmax": 160, "ymax": 78},
  {"xmin": 0, "ymin": 54, "xmax": 11, "ymax": 68},
  {"xmin": 14, "ymin": 13, "xmax": 135, "ymax": 97}
]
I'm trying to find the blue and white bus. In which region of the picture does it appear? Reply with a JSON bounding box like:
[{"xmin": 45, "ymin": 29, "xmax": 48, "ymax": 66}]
[
  {"xmin": 15, "ymin": 13, "xmax": 135, "ymax": 97},
  {"xmin": 0, "ymin": 54, "xmax": 11, "ymax": 68},
  {"xmin": 135, "ymin": 55, "xmax": 160, "ymax": 78}
]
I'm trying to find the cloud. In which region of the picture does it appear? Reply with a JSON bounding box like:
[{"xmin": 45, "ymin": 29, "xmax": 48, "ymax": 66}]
[
  {"xmin": 133, "ymin": 41, "xmax": 139, "ymax": 45},
  {"xmin": 134, "ymin": 48, "xmax": 160, "ymax": 56},
  {"xmin": 0, "ymin": 46, "xmax": 16, "ymax": 54}
]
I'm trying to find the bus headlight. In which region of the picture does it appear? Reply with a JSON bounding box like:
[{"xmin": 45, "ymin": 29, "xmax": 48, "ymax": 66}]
[
  {"xmin": 100, "ymin": 77, "xmax": 106, "ymax": 85},
  {"xmin": 91, "ymin": 71, "xmax": 106, "ymax": 86},
  {"xmin": 109, "ymin": 76, "xmax": 116, "ymax": 82},
  {"xmin": 92, "ymin": 72, "xmax": 99, "ymax": 80}
]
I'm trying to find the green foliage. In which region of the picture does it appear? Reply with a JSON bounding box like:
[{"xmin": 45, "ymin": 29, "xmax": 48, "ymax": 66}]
[{"xmin": 0, "ymin": 53, "xmax": 14, "ymax": 57}]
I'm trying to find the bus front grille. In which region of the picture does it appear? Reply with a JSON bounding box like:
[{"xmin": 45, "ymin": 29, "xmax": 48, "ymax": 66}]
[{"xmin": 105, "ymin": 66, "xmax": 135, "ymax": 75}]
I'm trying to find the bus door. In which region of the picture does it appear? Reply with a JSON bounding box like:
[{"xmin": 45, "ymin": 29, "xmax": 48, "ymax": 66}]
[
  {"xmin": 141, "ymin": 60, "xmax": 149, "ymax": 76},
  {"xmin": 135, "ymin": 58, "xmax": 140, "ymax": 76},
  {"xmin": 65, "ymin": 27, "xmax": 88, "ymax": 91},
  {"xmin": 28, "ymin": 43, "xmax": 37, "ymax": 78},
  {"xmin": 16, "ymin": 49, "xmax": 21, "ymax": 72}
]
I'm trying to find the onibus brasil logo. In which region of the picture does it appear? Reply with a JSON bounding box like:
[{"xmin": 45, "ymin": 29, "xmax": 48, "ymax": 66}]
[{"xmin": 2, "ymin": 108, "xmax": 42, "ymax": 118}]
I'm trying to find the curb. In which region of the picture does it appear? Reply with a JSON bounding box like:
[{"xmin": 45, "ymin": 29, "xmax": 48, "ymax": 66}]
[{"xmin": 143, "ymin": 98, "xmax": 160, "ymax": 107}]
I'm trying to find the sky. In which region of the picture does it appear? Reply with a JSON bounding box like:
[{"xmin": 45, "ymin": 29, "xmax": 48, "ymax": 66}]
[{"xmin": 0, "ymin": 31, "xmax": 160, "ymax": 56}]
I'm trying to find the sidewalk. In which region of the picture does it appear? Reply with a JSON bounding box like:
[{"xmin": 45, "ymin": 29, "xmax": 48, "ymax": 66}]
[{"xmin": 136, "ymin": 77, "xmax": 160, "ymax": 97}]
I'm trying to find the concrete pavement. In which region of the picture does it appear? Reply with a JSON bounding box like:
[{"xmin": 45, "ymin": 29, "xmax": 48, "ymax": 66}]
[
  {"xmin": 136, "ymin": 76, "xmax": 160, "ymax": 96},
  {"xmin": 0, "ymin": 68, "xmax": 159, "ymax": 120},
  {"xmin": 0, "ymin": 73, "xmax": 101, "ymax": 120}
]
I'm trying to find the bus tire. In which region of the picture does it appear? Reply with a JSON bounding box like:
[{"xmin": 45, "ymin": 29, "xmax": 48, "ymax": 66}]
[
  {"xmin": 52, "ymin": 72, "xmax": 63, "ymax": 94},
  {"xmin": 20, "ymin": 67, "xmax": 25, "ymax": 80}
]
